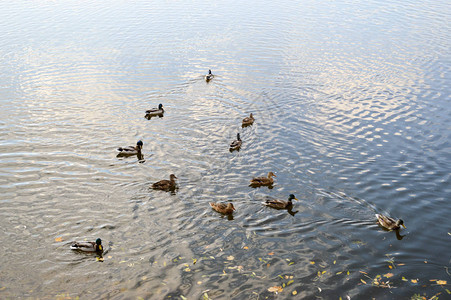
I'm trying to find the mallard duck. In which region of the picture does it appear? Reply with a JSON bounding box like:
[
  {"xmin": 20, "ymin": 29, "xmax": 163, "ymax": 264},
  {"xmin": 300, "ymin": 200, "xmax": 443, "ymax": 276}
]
[
  {"xmin": 145, "ymin": 103, "xmax": 164, "ymax": 116},
  {"xmin": 209, "ymin": 202, "xmax": 235, "ymax": 215},
  {"xmin": 376, "ymin": 214, "xmax": 406, "ymax": 230},
  {"xmin": 262, "ymin": 194, "xmax": 298, "ymax": 209},
  {"xmin": 242, "ymin": 113, "xmax": 255, "ymax": 126},
  {"xmin": 205, "ymin": 69, "xmax": 214, "ymax": 81},
  {"xmin": 229, "ymin": 133, "xmax": 242, "ymax": 151},
  {"xmin": 250, "ymin": 172, "xmax": 276, "ymax": 187},
  {"xmin": 152, "ymin": 174, "xmax": 177, "ymax": 191},
  {"xmin": 70, "ymin": 238, "xmax": 103, "ymax": 252},
  {"xmin": 117, "ymin": 140, "xmax": 143, "ymax": 156}
]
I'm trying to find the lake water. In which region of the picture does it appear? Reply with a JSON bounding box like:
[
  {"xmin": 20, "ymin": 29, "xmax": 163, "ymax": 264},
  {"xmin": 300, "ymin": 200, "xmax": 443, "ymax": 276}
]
[{"xmin": 1, "ymin": 0, "xmax": 450, "ymax": 299}]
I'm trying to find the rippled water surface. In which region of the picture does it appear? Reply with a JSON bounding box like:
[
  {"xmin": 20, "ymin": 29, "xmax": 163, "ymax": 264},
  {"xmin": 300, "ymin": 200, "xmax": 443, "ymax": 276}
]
[{"xmin": 1, "ymin": 0, "xmax": 450, "ymax": 299}]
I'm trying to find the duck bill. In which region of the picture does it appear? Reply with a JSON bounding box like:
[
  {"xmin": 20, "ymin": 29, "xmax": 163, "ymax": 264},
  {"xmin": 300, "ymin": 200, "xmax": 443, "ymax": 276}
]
[{"xmin": 402, "ymin": 224, "xmax": 406, "ymax": 229}]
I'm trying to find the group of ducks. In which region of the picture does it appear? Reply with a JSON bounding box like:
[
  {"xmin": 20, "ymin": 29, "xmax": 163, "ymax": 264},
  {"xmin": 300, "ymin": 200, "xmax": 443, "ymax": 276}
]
[{"xmin": 70, "ymin": 70, "xmax": 406, "ymax": 253}]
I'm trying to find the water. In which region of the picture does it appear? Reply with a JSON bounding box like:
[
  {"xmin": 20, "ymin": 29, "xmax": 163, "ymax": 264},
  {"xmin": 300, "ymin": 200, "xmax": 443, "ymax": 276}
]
[{"xmin": 1, "ymin": 0, "xmax": 450, "ymax": 298}]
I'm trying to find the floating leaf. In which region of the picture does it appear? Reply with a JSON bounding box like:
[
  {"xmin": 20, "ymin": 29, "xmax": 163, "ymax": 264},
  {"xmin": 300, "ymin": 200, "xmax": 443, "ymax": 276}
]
[
  {"xmin": 202, "ymin": 292, "xmax": 210, "ymax": 300},
  {"xmin": 268, "ymin": 252, "xmax": 274, "ymax": 255},
  {"xmin": 437, "ymin": 280, "xmax": 447, "ymax": 285},
  {"xmin": 227, "ymin": 256, "xmax": 234, "ymax": 261},
  {"xmin": 197, "ymin": 281, "xmax": 202, "ymax": 285},
  {"xmin": 184, "ymin": 267, "xmax": 191, "ymax": 272},
  {"xmin": 384, "ymin": 273, "xmax": 394, "ymax": 278},
  {"xmin": 97, "ymin": 257, "xmax": 104, "ymax": 262},
  {"xmin": 322, "ymin": 270, "xmax": 326, "ymax": 275},
  {"xmin": 388, "ymin": 265, "xmax": 393, "ymax": 269},
  {"xmin": 268, "ymin": 286, "xmax": 283, "ymax": 293},
  {"xmin": 359, "ymin": 271, "xmax": 367, "ymax": 275},
  {"xmin": 55, "ymin": 237, "xmax": 63, "ymax": 242},
  {"xmin": 267, "ymin": 263, "xmax": 270, "ymax": 268},
  {"xmin": 318, "ymin": 287, "xmax": 322, "ymax": 292},
  {"xmin": 402, "ymin": 277, "xmax": 408, "ymax": 281},
  {"xmin": 0, "ymin": 287, "xmax": 6, "ymax": 291},
  {"xmin": 292, "ymin": 290, "xmax": 297, "ymax": 295},
  {"xmin": 445, "ymin": 289, "xmax": 450, "ymax": 294},
  {"xmin": 361, "ymin": 279, "xmax": 367, "ymax": 284},
  {"xmin": 287, "ymin": 280, "xmax": 294, "ymax": 286},
  {"xmin": 347, "ymin": 271, "xmax": 350, "ymax": 275},
  {"xmin": 282, "ymin": 283, "xmax": 286, "ymax": 288},
  {"xmin": 288, "ymin": 262, "xmax": 294, "ymax": 265},
  {"xmin": 192, "ymin": 258, "xmax": 197, "ymax": 265},
  {"xmin": 333, "ymin": 260, "xmax": 336, "ymax": 265},
  {"xmin": 411, "ymin": 279, "xmax": 418, "ymax": 283},
  {"xmin": 243, "ymin": 246, "xmax": 249, "ymax": 250},
  {"xmin": 397, "ymin": 263, "xmax": 405, "ymax": 266},
  {"xmin": 310, "ymin": 261, "xmax": 315, "ymax": 265},
  {"xmin": 336, "ymin": 271, "xmax": 343, "ymax": 275},
  {"xmin": 181, "ymin": 296, "xmax": 187, "ymax": 300}
]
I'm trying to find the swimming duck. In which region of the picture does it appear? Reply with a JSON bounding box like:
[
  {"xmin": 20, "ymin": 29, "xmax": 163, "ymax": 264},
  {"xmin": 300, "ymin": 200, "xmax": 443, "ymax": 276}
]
[
  {"xmin": 242, "ymin": 113, "xmax": 255, "ymax": 127},
  {"xmin": 70, "ymin": 238, "xmax": 103, "ymax": 252},
  {"xmin": 262, "ymin": 194, "xmax": 298, "ymax": 209},
  {"xmin": 375, "ymin": 214, "xmax": 406, "ymax": 230},
  {"xmin": 145, "ymin": 103, "xmax": 164, "ymax": 116},
  {"xmin": 152, "ymin": 174, "xmax": 177, "ymax": 191},
  {"xmin": 209, "ymin": 202, "xmax": 235, "ymax": 215},
  {"xmin": 205, "ymin": 69, "xmax": 214, "ymax": 81},
  {"xmin": 250, "ymin": 172, "xmax": 276, "ymax": 187},
  {"xmin": 117, "ymin": 140, "xmax": 143, "ymax": 156},
  {"xmin": 229, "ymin": 133, "xmax": 242, "ymax": 151}
]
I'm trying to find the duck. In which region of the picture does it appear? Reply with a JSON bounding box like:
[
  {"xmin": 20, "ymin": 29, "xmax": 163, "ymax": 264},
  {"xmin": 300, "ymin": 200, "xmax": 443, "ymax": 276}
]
[
  {"xmin": 145, "ymin": 103, "xmax": 164, "ymax": 116},
  {"xmin": 229, "ymin": 133, "xmax": 242, "ymax": 151},
  {"xmin": 205, "ymin": 69, "xmax": 214, "ymax": 81},
  {"xmin": 242, "ymin": 113, "xmax": 255, "ymax": 126},
  {"xmin": 209, "ymin": 202, "xmax": 235, "ymax": 215},
  {"xmin": 151, "ymin": 174, "xmax": 177, "ymax": 191},
  {"xmin": 250, "ymin": 172, "xmax": 276, "ymax": 187},
  {"xmin": 117, "ymin": 140, "xmax": 143, "ymax": 156},
  {"xmin": 375, "ymin": 214, "xmax": 406, "ymax": 230},
  {"xmin": 262, "ymin": 194, "xmax": 298, "ymax": 209},
  {"xmin": 70, "ymin": 238, "xmax": 103, "ymax": 252}
]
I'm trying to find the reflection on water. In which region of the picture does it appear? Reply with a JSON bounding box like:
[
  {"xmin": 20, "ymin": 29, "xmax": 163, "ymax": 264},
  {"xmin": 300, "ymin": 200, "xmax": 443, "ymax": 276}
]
[{"xmin": 1, "ymin": 0, "xmax": 450, "ymax": 298}]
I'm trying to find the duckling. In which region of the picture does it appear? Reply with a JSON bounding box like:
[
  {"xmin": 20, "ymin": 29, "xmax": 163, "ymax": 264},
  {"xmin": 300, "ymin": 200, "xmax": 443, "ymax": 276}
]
[
  {"xmin": 242, "ymin": 113, "xmax": 255, "ymax": 127},
  {"xmin": 145, "ymin": 103, "xmax": 164, "ymax": 116},
  {"xmin": 205, "ymin": 69, "xmax": 214, "ymax": 81},
  {"xmin": 151, "ymin": 174, "xmax": 177, "ymax": 191},
  {"xmin": 229, "ymin": 133, "xmax": 242, "ymax": 151},
  {"xmin": 70, "ymin": 238, "xmax": 103, "ymax": 252},
  {"xmin": 375, "ymin": 214, "xmax": 406, "ymax": 231},
  {"xmin": 250, "ymin": 172, "xmax": 276, "ymax": 187},
  {"xmin": 262, "ymin": 194, "xmax": 298, "ymax": 209},
  {"xmin": 209, "ymin": 202, "xmax": 235, "ymax": 215},
  {"xmin": 117, "ymin": 140, "xmax": 143, "ymax": 156}
]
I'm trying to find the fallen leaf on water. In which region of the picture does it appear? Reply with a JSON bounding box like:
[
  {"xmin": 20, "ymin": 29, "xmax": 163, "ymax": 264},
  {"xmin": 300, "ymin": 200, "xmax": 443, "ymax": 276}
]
[
  {"xmin": 243, "ymin": 246, "xmax": 249, "ymax": 250},
  {"xmin": 268, "ymin": 252, "xmax": 274, "ymax": 255},
  {"xmin": 347, "ymin": 271, "xmax": 350, "ymax": 275},
  {"xmin": 384, "ymin": 273, "xmax": 394, "ymax": 278},
  {"xmin": 336, "ymin": 271, "xmax": 343, "ymax": 275},
  {"xmin": 108, "ymin": 256, "xmax": 112, "ymax": 259},
  {"xmin": 288, "ymin": 261, "xmax": 294, "ymax": 265},
  {"xmin": 202, "ymin": 292, "xmax": 210, "ymax": 300},
  {"xmin": 388, "ymin": 265, "xmax": 393, "ymax": 269},
  {"xmin": 278, "ymin": 274, "xmax": 284, "ymax": 279},
  {"xmin": 424, "ymin": 260, "xmax": 428, "ymax": 263},
  {"xmin": 411, "ymin": 279, "xmax": 418, "ymax": 283},
  {"xmin": 292, "ymin": 290, "xmax": 297, "ymax": 295},
  {"xmin": 192, "ymin": 258, "xmax": 197, "ymax": 265},
  {"xmin": 437, "ymin": 280, "xmax": 447, "ymax": 285},
  {"xmin": 445, "ymin": 289, "xmax": 450, "ymax": 294},
  {"xmin": 333, "ymin": 260, "xmax": 336, "ymax": 264},
  {"xmin": 287, "ymin": 280, "xmax": 294, "ymax": 286},
  {"xmin": 402, "ymin": 277, "xmax": 408, "ymax": 281},
  {"xmin": 226, "ymin": 256, "xmax": 234, "ymax": 261},
  {"xmin": 267, "ymin": 263, "xmax": 270, "ymax": 268},
  {"xmin": 359, "ymin": 271, "xmax": 367, "ymax": 275},
  {"xmin": 184, "ymin": 267, "xmax": 191, "ymax": 272},
  {"xmin": 97, "ymin": 257, "xmax": 104, "ymax": 262},
  {"xmin": 322, "ymin": 270, "xmax": 326, "ymax": 275},
  {"xmin": 268, "ymin": 286, "xmax": 283, "ymax": 293},
  {"xmin": 181, "ymin": 296, "xmax": 187, "ymax": 300},
  {"xmin": 310, "ymin": 261, "xmax": 315, "ymax": 265},
  {"xmin": 0, "ymin": 287, "xmax": 6, "ymax": 291},
  {"xmin": 397, "ymin": 263, "xmax": 405, "ymax": 266},
  {"xmin": 361, "ymin": 279, "xmax": 367, "ymax": 284},
  {"xmin": 55, "ymin": 237, "xmax": 63, "ymax": 242},
  {"xmin": 318, "ymin": 287, "xmax": 322, "ymax": 292},
  {"xmin": 197, "ymin": 281, "xmax": 202, "ymax": 285}
]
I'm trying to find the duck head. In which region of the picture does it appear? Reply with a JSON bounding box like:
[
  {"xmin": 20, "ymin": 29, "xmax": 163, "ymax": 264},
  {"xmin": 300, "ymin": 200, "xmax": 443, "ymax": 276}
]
[
  {"xmin": 96, "ymin": 238, "xmax": 103, "ymax": 251},
  {"xmin": 288, "ymin": 194, "xmax": 298, "ymax": 202},
  {"xmin": 158, "ymin": 103, "xmax": 163, "ymax": 109},
  {"xmin": 268, "ymin": 172, "xmax": 276, "ymax": 178},
  {"xmin": 396, "ymin": 219, "xmax": 406, "ymax": 229},
  {"xmin": 237, "ymin": 133, "xmax": 241, "ymax": 140},
  {"xmin": 137, "ymin": 140, "xmax": 143, "ymax": 150},
  {"xmin": 169, "ymin": 174, "xmax": 177, "ymax": 180}
]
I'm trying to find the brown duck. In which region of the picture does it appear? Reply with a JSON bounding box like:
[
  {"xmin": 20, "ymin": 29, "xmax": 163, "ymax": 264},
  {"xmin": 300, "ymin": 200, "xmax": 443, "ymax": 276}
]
[
  {"xmin": 151, "ymin": 174, "xmax": 177, "ymax": 191},
  {"xmin": 242, "ymin": 113, "xmax": 255, "ymax": 126},
  {"xmin": 376, "ymin": 214, "xmax": 406, "ymax": 230},
  {"xmin": 209, "ymin": 202, "xmax": 235, "ymax": 215},
  {"xmin": 250, "ymin": 172, "xmax": 276, "ymax": 187}
]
